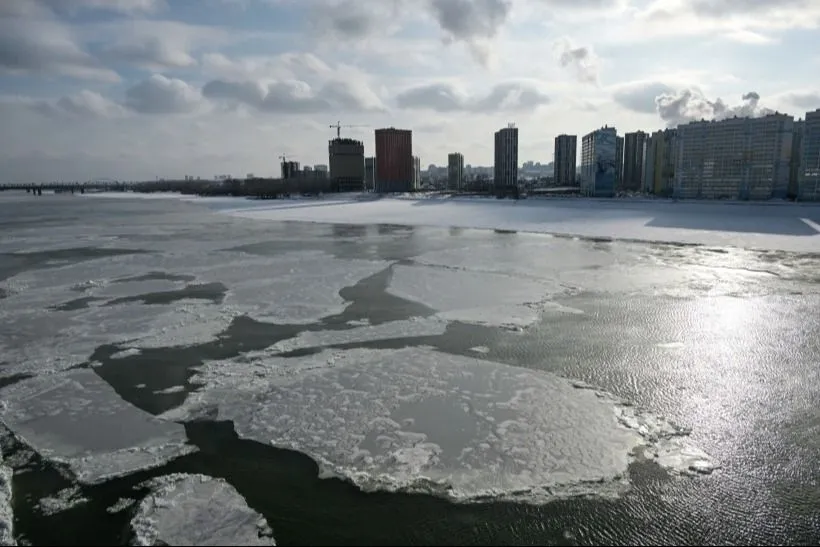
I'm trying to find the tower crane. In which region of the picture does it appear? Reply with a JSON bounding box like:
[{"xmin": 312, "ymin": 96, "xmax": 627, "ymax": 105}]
[{"xmin": 329, "ymin": 121, "xmax": 368, "ymax": 139}]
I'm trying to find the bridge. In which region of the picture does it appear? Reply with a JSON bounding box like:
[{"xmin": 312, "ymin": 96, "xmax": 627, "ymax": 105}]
[{"xmin": 0, "ymin": 181, "xmax": 138, "ymax": 194}]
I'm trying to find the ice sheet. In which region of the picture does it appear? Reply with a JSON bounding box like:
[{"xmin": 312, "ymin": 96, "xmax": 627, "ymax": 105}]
[
  {"xmin": 0, "ymin": 447, "xmax": 13, "ymax": 546},
  {"xmin": 0, "ymin": 370, "xmax": 196, "ymax": 484},
  {"xmin": 226, "ymin": 196, "xmax": 820, "ymax": 252},
  {"xmin": 130, "ymin": 474, "xmax": 275, "ymax": 546},
  {"xmin": 0, "ymin": 250, "xmax": 389, "ymax": 376},
  {"xmin": 387, "ymin": 265, "xmax": 561, "ymax": 330},
  {"xmin": 174, "ymin": 347, "xmax": 713, "ymax": 503}
]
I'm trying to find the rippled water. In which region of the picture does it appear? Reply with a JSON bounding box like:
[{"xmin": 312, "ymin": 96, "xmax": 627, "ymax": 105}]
[{"xmin": 1, "ymin": 193, "xmax": 819, "ymax": 546}]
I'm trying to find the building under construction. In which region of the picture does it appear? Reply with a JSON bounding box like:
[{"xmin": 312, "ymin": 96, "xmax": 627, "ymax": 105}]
[
  {"xmin": 329, "ymin": 138, "xmax": 365, "ymax": 192},
  {"xmin": 281, "ymin": 160, "xmax": 300, "ymax": 179}
]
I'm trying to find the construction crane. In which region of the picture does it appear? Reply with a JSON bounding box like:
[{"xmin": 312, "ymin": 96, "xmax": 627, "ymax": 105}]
[
  {"xmin": 279, "ymin": 154, "xmax": 288, "ymax": 163},
  {"xmin": 329, "ymin": 121, "xmax": 368, "ymax": 139}
]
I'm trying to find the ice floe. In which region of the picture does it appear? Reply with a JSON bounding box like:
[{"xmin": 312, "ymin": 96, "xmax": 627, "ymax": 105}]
[
  {"xmin": 37, "ymin": 486, "xmax": 89, "ymax": 516},
  {"xmin": 208, "ymin": 252, "xmax": 388, "ymax": 325},
  {"xmin": 172, "ymin": 347, "xmax": 714, "ymax": 504},
  {"xmin": 110, "ymin": 348, "xmax": 142, "ymax": 359},
  {"xmin": 266, "ymin": 317, "xmax": 448, "ymax": 354},
  {"xmin": 130, "ymin": 474, "xmax": 275, "ymax": 546},
  {"xmin": 387, "ymin": 265, "xmax": 561, "ymax": 330},
  {"xmin": 0, "ymin": 446, "xmax": 14, "ymax": 546},
  {"xmin": 0, "ymin": 370, "xmax": 195, "ymax": 484}
]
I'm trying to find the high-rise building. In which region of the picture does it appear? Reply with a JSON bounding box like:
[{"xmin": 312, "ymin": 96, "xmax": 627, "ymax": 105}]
[
  {"xmin": 580, "ymin": 126, "xmax": 617, "ymax": 197},
  {"xmin": 494, "ymin": 124, "xmax": 519, "ymax": 196},
  {"xmin": 364, "ymin": 157, "xmax": 376, "ymax": 191},
  {"xmin": 673, "ymin": 113, "xmax": 794, "ymax": 200},
  {"xmin": 554, "ymin": 134, "xmax": 577, "ymax": 186},
  {"xmin": 329, "ymin": 137, "xmax": 365, "ymax": 192},
  {"xmin": 413, "ymin": 156, "xmax": 421, "ymax": 190},
  {"xmin": 622, "ymin": 131, "xmax": 648, "ymax": 192},
  {"xmin": 314, "ymin": 164, "xmax": 329, "ymax": 179},
  {"xmin": 789, "ymin": 120, "xmax": 804, "ymax": 199},
  {"xmin": 798, "ymin": 109, "xmax": 820, "ymax": 200},
  {"xmin": 281, "ymin": 160, "xmax": 300, "ymax": 179},
  {"xmin": 615, "ymin": 136, "xmax": 624, "ymax": 190},
  {"xmin": 375, "ymin": 128, "xmax": 413, "ymax": 193},
  {"xmin": 447, "ymin": 153, "xmax": 464, "ymax": 191},
  {"xmin": 642, "ymin": 129, "xmax": 677, "ymax": 196}
]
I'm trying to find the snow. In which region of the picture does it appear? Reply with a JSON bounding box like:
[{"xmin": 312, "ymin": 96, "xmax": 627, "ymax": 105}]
[
  {"xmin": 225, "ymin": 196, "xmax": 820, "ymax": 252},
  {"xmin": 130, "ymin": 474, "xmax": 275, "ymax": 546},
  {"xmin": 171, "ymin": 347, "xmax": 714, "ymax": 504},
  {"xmin": 0, "ymin": 371, "xmax": 195, "ymax": 484},
  {"xmin": 0, "ymin": 446, "xmax": 13, "ymax": 546}
]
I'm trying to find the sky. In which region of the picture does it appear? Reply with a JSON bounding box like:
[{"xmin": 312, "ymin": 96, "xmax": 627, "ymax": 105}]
[{"xmin": 0, "ymin": 0, "xmax": 819, "ymax": 182}]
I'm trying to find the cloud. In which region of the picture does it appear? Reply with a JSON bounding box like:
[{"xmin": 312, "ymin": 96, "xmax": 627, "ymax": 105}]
[
  {"xmin": 124, "ymin": 74, "xmax": 204, "ymax": 114},
  {"xmin": 429, "ymin": 0, "xmax": 512, "ymax": 66},
  {"xmin": 34, "ymin": 90, "xmax": 128, "ymax": 119},
  {"xmin": 100, "ymin": 36, "xmax": 196, "ymax": 70},
  {"xmin": 395, "ymin": 81, "xmax": 550, "ymax": 113},
  {"xmin": 93, "ymin": 20, "xmax": 233, "ymax": 71},
  {"xmin": 306, "ymin": 0, "xmax": 512, "ymax": 67},
  {"xmin": 777, "ymin": 91, "xmax": 820, "ymax": 111},
  {"xmin": 201, "ymin": 51, "xmax": 334, "ymax": 82},
  {"xmin": 655, "ymin": 89, "xmax": 775, "ymax": 127},
  {"xmin": 202, "ymin": 77, "xmax": 385, "ymax": 113},
  {"xmin": 0, "ymin": 5, "xmax": 120, "ymax": 81},
  {"xmin": 612, "ymin": 81, "xmax": 676, "ymax": 113},
  {"xmin": 40, "ymin": 0, "xmax": 166, "ymax": 15},
  {"xmin": 724, "ymin": 29, "xmax": 776, "ymax": 44},
  {"xmin": 687, "ymin": 0, "xmax": 807, "ymax": 17},
  {"xmin": 554, "ymin": 38, "xmax": 599, "ymax": 84},
  {"xmin": 309, "ymin": 0, "xmax": 402, "ymax": 39},
  {"xmin": 633, "ymin": 0, "xmax": 820, "ymax": 41}
]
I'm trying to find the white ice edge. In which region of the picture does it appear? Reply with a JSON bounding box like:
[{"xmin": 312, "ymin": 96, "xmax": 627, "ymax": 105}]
[
  {"xmin": 0, "ymin": 445, "xmax": 14, "ymax": 546},
  {"xmin": 130, "ymin": 473, "xmax": 275, "ymax": 546},
  {"xmin": 173, "ymin": 347, "xmax": 717, "ymax": 505}
]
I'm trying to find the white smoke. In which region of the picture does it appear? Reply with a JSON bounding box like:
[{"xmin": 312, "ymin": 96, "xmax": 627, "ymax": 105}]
[{"xmin": 655, "ymin": 89, "xmax": 775, "ymax": 127}]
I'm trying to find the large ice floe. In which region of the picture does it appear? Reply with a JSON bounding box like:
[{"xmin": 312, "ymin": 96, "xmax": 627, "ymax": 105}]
[
  {"xmin": 169, "ymin": 347, "xmax": 715, "ymax": 503},
  {"xmin": 0, "ymin": 370, "xmax": 195, "ymax": 484},
  {"xmin": 387, "ymin": 265, "xmax": 562, "ymax": 330},
  {"xmin": 0, "ymin": 447, "xmax": 13, "ymax": 546},
  {"xmin": 129, "ymin": 474, "xmax": 275, "ymax": 546}
]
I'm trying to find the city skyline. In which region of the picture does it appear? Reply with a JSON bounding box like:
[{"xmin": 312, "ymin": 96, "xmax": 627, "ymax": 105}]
[{"xmin": 1, "ymin": 0, "xmax": 819, "ymax": 182}]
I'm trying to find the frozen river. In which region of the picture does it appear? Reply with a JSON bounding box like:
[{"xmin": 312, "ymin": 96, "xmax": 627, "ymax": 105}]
[{"xmin": 1, "ymin": 192, "xmax": 819, "ymax": 545}]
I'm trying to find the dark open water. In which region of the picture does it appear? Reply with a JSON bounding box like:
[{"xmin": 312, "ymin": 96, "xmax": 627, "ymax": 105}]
[{"xmin": 1, "ymin": 193, "xmax": 819, "ymax": 546}]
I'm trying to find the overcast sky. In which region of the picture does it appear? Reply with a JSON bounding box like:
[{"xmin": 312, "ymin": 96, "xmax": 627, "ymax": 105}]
[{"xmin": 1, "ymin": 0, "xmax": 818, "ymax": 182}]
